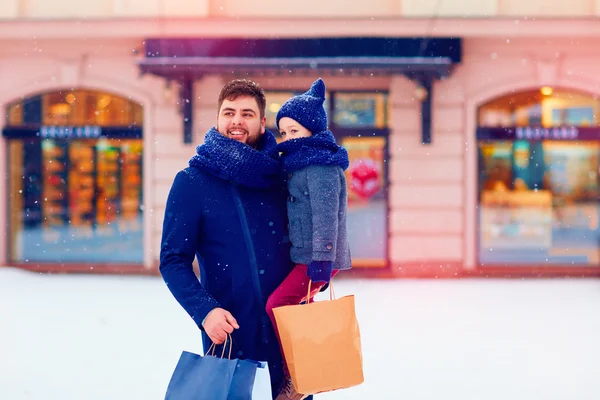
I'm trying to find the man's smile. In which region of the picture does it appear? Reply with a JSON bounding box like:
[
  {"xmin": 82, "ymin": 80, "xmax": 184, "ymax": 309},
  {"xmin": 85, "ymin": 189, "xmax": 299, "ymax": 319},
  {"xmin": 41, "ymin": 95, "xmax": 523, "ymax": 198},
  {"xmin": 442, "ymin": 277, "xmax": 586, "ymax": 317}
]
[{"xmin": 228, "ymin": 129, "xmax": 247, "ymax": 138}]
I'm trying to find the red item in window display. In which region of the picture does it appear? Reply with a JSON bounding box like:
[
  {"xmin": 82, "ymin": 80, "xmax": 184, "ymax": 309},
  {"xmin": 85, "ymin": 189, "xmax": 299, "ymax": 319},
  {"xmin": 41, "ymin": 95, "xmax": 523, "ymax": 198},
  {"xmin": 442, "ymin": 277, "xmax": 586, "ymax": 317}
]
[
  {"xmin": 349, "ymin": 158, "xmax": 381, "ymax": 199},
  {"xmin": 47, "ymin": 175, "xmax": 63, "ymax": 186}
]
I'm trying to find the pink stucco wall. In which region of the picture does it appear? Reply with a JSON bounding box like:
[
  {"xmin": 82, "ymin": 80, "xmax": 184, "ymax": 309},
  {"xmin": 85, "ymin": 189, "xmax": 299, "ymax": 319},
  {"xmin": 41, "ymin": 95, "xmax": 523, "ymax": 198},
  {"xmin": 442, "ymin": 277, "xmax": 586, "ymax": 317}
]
[
  {"xmin": 387, "ymin": 75, "xmax": 465, "ymax": 269},
  {"xmin": 2, "ymin": 36, "xmax": 600, "ymax": 274}
]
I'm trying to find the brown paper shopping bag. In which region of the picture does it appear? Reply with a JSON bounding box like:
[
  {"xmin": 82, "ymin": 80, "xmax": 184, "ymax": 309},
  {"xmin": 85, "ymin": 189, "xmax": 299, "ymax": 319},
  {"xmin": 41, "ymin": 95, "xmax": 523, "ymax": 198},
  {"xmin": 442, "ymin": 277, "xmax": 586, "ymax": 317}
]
[{"xmin": 272, "ymin": 281, "xmax": 364, "ymax": 394}]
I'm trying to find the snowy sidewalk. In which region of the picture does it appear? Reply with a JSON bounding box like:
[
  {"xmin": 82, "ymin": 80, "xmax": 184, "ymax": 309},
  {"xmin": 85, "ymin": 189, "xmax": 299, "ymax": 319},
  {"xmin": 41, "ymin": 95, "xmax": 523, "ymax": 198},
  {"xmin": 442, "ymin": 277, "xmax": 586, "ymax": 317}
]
[{"xmin": 1, "ymin": 267, "xmax": 599, "ymax": 400}]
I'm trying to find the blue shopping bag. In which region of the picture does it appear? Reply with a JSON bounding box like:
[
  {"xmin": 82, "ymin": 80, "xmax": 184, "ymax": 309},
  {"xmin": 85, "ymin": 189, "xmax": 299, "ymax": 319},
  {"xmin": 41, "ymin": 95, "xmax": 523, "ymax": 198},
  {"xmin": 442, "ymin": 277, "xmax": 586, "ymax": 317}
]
[
  {"xmin": 249, "ymin": 361, "xmax": 272, "ymax": 399},
  {"xmin": 233, "ymin": 360, "xmax": 272, "ymax": 399},
  {"xmin": 165, "ymin": 336, "xmax": 271, "ymax": 400}
]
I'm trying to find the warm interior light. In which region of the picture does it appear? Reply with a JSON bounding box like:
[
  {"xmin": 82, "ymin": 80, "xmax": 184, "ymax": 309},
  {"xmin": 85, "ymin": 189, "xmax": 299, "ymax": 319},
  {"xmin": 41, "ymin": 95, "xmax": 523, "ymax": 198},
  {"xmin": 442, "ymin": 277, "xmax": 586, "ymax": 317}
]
[
  {"xmin": 51, "ymin": 103, "xmax": 71, "ymax": 115},
  {"xmin": 97, "ymin": 95, "xmax": 112, "ymax": 109},
  {"xmin": 269, "ymin": 103, "xmax": 281, "ymax": 113},
  {"xmin": 540, "ymin": 86, "xmax": 553, "ymax": 96}
]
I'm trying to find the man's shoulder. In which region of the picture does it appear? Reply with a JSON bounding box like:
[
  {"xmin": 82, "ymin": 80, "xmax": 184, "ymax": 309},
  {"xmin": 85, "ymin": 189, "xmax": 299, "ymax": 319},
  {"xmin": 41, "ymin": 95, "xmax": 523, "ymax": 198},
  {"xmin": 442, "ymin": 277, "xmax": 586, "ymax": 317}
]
[
  {"xmin": 169, "ymin": 166, "xmax": 213, "ymax": 196},
  {"xmin": 173, "ymin": 166, "xmax": 236, "ymax": 196},
  {"xmin": 174, "ymin": 166, "xmax": 213, "ymax": 183},
  {"xmin": 181, "ymin": 165, "xmax": 204, "ymax": 176}
]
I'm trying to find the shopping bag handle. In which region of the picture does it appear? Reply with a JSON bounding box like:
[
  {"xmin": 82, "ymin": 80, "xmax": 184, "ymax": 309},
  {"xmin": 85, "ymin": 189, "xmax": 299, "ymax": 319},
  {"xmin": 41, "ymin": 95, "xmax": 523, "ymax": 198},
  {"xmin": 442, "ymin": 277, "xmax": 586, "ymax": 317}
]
[
  {"xmin": 206, "ymin": 333, "xmax": 233, "ymax": 359},
  {"xmin": 306, "ymin": 279, "xmax": 336, "ymax": 303}
]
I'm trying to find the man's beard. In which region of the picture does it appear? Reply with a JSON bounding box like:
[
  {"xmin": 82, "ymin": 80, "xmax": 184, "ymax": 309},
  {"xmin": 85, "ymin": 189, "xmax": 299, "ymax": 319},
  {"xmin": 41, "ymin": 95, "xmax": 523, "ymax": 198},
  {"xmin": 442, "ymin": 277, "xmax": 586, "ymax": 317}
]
[{"xmin": 245, "ymin": 131, "xmax": 261, "ymax": 148}]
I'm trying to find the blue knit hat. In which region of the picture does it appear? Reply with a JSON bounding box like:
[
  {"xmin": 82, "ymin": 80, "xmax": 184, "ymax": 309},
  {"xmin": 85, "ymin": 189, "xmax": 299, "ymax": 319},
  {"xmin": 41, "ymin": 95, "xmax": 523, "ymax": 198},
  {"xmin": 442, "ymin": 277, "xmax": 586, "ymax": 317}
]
[{"xmin": 276, "ymin": 78, "xmax": 327, "ymax": 133}]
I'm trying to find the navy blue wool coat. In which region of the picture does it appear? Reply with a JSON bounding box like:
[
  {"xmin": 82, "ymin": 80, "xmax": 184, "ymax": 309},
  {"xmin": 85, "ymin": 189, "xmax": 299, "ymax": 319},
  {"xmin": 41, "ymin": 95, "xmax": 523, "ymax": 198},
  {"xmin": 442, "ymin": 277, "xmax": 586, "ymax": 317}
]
[{"xmin": 160, "ymin": 164, "xmax": 294, "ymax": 397}]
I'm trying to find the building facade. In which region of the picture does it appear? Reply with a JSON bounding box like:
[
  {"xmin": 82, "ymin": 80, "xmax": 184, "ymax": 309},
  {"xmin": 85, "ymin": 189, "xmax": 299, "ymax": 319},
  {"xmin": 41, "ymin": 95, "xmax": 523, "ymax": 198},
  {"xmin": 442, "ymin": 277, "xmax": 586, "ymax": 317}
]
[{"xmin": 2, "ymin": 0, "xmax": 600, "ymax": 277}]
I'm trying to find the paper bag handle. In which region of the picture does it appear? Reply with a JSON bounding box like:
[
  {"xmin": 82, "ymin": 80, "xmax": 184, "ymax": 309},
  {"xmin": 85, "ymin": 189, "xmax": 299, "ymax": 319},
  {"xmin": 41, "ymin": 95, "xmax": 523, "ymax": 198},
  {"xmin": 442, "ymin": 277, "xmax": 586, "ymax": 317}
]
[
  {"xmin": 306, "ymin": 279, "xmax": 336, "ymax": 303},
  {"xmin": 206, "ymin": 333, "xmax": 233, "ymax": 359}
]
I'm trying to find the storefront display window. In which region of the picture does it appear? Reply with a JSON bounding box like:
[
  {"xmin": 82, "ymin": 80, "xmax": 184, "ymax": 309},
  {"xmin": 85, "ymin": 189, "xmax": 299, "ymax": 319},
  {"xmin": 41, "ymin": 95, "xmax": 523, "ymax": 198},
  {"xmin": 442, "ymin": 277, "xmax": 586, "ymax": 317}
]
[
  {"xmin": 479, "ymin": 89, "xmax": 599, "ymax": 128},
  {"xmin": 265, "ymin": 91, "xmax": 386, "ymax": 130},
  {"xmin": 7, "ymin": 90, "xmax": 143, "ymax": 127},
  {"xmin": 4, "ymin": 90, "xmax": 144, "ymax": 264},
  {"xmin": 477, "ymin": 88, "xmax": 600, "ymax": 266},
  {"xmin": 333, "ymin": 92, "xmax": 387, "ymax": 128},
  {"xmin": 342, "ymin": 137, "xmax": 387, "ymax": 267}
]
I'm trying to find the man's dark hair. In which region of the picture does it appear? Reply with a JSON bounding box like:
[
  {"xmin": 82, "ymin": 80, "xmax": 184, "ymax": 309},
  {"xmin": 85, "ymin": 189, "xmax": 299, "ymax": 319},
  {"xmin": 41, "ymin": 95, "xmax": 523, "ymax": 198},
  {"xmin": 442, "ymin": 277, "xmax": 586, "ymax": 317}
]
[{"xmin": 217, "ymin": 79, "xmax": 266, "ymax": 119}]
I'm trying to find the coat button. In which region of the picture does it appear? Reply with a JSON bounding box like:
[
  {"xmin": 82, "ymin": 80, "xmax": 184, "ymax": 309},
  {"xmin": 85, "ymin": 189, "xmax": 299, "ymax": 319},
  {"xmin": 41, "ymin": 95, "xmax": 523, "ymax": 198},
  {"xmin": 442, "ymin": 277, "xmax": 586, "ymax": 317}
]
[
  {"xmin": 326, "ymin": 243, "xmax": 333, "ymax": 250},
  {"xmin": 303, "ymin": 191, "xmax": 309, "ymax": 196},
  {"xmin": 289, "ymin": 196, "xmax": 295, "ymax": 203},
  {"xmin": 259, "ymin": 269, "xmax": 265, "ymax": 275}
]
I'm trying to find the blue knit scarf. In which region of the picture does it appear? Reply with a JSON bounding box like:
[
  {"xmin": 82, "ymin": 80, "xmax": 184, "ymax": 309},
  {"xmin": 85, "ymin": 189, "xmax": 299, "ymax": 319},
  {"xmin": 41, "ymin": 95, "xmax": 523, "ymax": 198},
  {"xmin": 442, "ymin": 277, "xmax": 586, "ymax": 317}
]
[
  {"xmin": 189, "ymin": 127, "xmax": 282, "ymax": 188},
  {"xmin": 276, "ymin": 130, "xmax": 349, "ymax": 172}
]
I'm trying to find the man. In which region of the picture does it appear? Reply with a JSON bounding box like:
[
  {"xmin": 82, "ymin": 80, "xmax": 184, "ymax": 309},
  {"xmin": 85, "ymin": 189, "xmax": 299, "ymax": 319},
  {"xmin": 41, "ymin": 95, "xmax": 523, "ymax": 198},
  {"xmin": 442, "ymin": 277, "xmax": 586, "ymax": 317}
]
[{"xmin": 160, "ymin": 79, "xmax": 307, "ymax": 399}]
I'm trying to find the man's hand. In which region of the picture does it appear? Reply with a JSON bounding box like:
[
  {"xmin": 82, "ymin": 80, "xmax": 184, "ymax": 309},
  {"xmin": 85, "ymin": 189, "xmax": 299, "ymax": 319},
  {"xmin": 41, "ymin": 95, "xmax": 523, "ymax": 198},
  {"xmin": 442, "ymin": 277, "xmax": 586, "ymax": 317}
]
[{"xmin": 203, "ymin": 308, "xmax": 239, "ymax": 345}]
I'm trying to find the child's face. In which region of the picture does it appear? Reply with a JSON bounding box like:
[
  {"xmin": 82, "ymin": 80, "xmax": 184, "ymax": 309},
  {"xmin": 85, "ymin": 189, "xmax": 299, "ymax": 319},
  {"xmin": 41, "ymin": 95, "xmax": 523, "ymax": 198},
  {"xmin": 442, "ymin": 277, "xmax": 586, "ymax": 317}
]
[{"xmin": 278, "ymin": 117, "xmax": 312, "ymax": 142}]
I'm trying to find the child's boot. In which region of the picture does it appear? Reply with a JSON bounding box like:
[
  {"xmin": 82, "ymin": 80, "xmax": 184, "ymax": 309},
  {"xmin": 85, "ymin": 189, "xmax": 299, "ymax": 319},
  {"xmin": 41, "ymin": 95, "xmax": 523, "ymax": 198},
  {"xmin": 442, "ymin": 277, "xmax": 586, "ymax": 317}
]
[{"xmin": 275, "ymin": 376, "xmax": 306, "ymax": 400}]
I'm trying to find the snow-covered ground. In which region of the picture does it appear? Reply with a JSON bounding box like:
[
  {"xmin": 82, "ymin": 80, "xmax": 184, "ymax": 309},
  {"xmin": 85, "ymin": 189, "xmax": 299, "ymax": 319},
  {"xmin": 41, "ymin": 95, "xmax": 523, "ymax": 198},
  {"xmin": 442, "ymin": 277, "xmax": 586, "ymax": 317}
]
[{"xmin": 1, "ymin": 267, "xmax": 599, "ymax": 400}]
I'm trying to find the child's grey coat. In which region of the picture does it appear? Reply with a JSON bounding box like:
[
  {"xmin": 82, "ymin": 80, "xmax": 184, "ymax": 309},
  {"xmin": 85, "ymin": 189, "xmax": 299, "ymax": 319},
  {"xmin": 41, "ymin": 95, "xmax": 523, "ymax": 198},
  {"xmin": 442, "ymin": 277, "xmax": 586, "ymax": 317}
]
[{"xmin": 286, "ymin": 164, "xmax": 352, "ymax": 271}]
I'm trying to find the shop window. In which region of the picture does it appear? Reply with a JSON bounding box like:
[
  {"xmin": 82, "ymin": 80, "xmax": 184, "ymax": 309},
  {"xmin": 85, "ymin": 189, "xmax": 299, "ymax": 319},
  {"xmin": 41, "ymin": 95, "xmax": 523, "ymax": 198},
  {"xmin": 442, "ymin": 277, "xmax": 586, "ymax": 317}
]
[
  {"xmin": 4, "ymin": 89, "xmax": 144, "ymax": 265},
  {"xmin": 342, "ymin": 136, "xmax": 387, "ymax": 267},
  {"xmin": 478, "ymin": 88, "xmax": 599, "ymax": 128},
  {"xmin": 333, "ymin": 92, "xmax": 387, "ymax": 129},
  {"xmin": 6, "ymin": 90, "xmax": 143, "ymax": 127},
  {"xmin": 477, "ymin": 88, "xmax": 600, "ymax": 266},
  {"xmin": 266, "ymin": 91, "xmax": 386, "ymax": 130}
]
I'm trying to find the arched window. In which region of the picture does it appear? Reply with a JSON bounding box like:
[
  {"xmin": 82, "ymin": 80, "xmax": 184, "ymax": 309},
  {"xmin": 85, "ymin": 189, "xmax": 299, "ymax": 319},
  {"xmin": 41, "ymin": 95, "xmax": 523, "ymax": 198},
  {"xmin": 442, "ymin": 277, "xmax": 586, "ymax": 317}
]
[
  {"xmin": 476, "ymin": 88, "xmax": 600, "ymax": 267},
  {"xmin": 478, "ymin": 88, "xmax": 598, "ymax": 128},
  {"xmin": 6, "ymin": 89, "xmax": 143, "ymax": 127},
  {"xmin": 4, "ymin": 89, "xmax": 144, "ymax": 265}
]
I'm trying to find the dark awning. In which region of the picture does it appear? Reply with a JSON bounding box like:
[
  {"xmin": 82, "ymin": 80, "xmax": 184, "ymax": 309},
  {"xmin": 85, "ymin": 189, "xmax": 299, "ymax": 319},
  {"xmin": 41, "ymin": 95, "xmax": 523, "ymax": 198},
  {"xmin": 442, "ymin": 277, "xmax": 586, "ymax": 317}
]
[
  {"xmin": 137, "ymin": 37, "xmax": 462, "ymax": 79},
  {"xmin": 137, "ymin": 37, "xmax": 462, "ymax": 145}
]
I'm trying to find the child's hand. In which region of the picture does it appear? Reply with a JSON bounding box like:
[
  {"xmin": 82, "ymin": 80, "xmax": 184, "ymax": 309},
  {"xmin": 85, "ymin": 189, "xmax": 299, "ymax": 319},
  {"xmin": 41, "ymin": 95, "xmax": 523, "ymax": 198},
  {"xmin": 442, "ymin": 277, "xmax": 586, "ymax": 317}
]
[{"xmin": 307, "ymin": 261, "xmax": 334, "ymax": 283}]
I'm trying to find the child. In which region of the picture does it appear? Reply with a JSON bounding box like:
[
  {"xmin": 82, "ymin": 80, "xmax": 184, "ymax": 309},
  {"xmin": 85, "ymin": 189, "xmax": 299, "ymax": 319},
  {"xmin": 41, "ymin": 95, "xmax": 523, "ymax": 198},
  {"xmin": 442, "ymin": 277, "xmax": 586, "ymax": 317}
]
[{"xmin": 265, "ymin": 78, "xmax": 352, "ymax": 400}]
